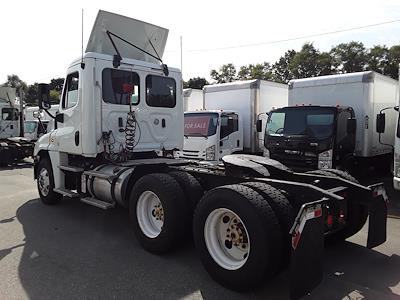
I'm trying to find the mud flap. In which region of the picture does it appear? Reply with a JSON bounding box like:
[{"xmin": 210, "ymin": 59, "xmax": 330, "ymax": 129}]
[
  {"xmin": 289, "ymin": 200, "xmax": 326, "ymax": 300},
  {"xmin": 366, "ymin": 183, "xmax": 388, "ymax": 249}
]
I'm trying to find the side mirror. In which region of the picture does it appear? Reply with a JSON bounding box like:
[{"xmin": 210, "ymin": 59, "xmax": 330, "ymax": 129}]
[
  {"xmin": 346, "ymin": 118, "xmax": 356, "ymax": 135},
  {"xmin": 256, "ymin": 119, "xmax": 262, "ymax": 132},
  {"xmin": 38, "ymin": 83, "xmax": 51, "ymax": 110},
  {"xmin": 55, "ymin": 113, "xmax": 64, "ymax": 123},
  {"xmin": 376, "ymin": 113, "xmax": 385, "ymax": 133}
]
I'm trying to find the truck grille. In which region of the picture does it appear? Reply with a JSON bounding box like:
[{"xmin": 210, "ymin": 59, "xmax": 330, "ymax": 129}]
[{"xmin": 179, "ymin": 149, "xmax": 205, "ymax": 160}]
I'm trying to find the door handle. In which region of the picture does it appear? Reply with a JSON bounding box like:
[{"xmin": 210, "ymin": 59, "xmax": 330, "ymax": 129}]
[{"xmin": 162, "ymin": 119, "xmax": 166, "ymax": 128}]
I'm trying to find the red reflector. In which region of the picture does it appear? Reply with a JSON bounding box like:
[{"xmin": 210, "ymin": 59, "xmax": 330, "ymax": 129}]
[
  {"xmin": 292, "ymin": 232, "xmax": 301, "ymax": 250},
  {"xmin": 327, "ymin": 214, "xmax": 333, "ymax": 225},
  {"xmin": 314, "ymin": 209, "xmax": 322, "ymax": 218}
]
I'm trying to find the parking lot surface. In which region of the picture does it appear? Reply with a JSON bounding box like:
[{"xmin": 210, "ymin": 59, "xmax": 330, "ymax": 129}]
[{"xmin": 0, "ymin": 163, "xmax": 399, "ymax": 299}]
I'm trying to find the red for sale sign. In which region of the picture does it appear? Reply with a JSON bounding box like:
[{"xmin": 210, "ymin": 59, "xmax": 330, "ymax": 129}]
[{"xmin": 184, "ymin": 116, "xmax": 210, "ymax": 135}]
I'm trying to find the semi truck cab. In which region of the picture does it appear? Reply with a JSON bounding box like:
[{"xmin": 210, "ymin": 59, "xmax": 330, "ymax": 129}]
[
  {"xmin": 180, "ymin": 110, "xmax": 243, "ymax": 162},
  {"xmin": 264, "ymin": 105, "xmax": 356, "ymax": 171}
]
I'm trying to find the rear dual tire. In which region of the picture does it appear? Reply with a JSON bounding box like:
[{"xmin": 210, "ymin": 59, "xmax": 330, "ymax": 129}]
[{"xmin": 193, "ymin": 184, "xmax": 283, "ymax": 291}]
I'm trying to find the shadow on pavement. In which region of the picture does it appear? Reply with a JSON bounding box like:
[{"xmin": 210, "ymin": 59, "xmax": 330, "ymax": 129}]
[{"xmin": 15, "ymin": 198, "xmax": 399, "ymax": 300}]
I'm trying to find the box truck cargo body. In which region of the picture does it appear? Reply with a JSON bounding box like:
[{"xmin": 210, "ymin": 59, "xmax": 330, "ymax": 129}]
[
  {"xmin": 180, "ymin": 80, "xmax": 288, "ymax": 162},
  {"xmin": 264, "ymin": 71, "xmax": 398, "ymax": 172},
  {"xmin": 183, "ymin": 88, "xmax": 203, "ymax": 111}
]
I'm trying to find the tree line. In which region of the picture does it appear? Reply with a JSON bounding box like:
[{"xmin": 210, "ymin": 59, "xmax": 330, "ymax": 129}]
[
  {"xmin": 186, "ymin": 41, "xmax": 400, "ymax": 88},
  {"xmin": 1, "ymin": 75, "xmax": 64, "ymax": 106},
  {"xmin": 3, "ymin": 41, "xmax": 399, "ymax": 103}
]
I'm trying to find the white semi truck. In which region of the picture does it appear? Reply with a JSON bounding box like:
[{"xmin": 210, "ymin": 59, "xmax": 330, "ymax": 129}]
[
  {"xmin": 180, "ymin": 80, "xmax": 288, "ymax": 162},
  {"xmin": 265, "ymin": 72, "xmax": 398, "ymax": 173},
  {"xmin": 24, "ymin": 105, "xmax": 58, "ymax": 141},
  {"xmin": 183, "ymin": 88, "xmax": 203, "ymax": 111},
  {"xmin": 0, "ymin": 87, "xmax": 34, "ymax": 165},
  {"xmin": 33, "ymin": 10, "xmax": 388, "ymax": 299}
]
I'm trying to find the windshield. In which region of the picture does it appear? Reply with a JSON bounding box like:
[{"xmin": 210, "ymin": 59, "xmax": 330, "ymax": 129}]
[
  {"xmin": 184, "ymin": 113, "xmax": 219, "ymax": 137},
  {"xmin": 24, "ymin": 121, "xmax": 38, "ymax": 134},
  {"xmin": 266, "ymin": 108, "xmax": 335, "ymax": 139}
]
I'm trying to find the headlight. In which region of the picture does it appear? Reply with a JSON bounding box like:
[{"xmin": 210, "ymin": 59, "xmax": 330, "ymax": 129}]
[
  {"xmin": 318, "ymin": 149, "xmax": 333, "ymax": 169},
  {"xmin": 205, "ymin": 145, "xmax": 216, "ymax": 161}
]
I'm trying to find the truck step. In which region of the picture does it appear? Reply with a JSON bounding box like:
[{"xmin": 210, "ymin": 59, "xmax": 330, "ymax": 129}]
[
  {"xmin": 83, "ymin": 170, "xmax": 117, "ymax": 180},
  {"xmin": 80, "ymin": 197, "xmax": 115, "ymax": 210},
  {"xmin": 53, "ymin": 188, "xmax": 80, "ymax": 198},
  {"xmin": 59, "ymin": 165, "xmax": 84, "ymax": 173}
]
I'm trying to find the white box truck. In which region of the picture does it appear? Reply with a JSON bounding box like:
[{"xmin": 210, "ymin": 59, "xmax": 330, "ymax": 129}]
[
  {"xmin": 264, "ymin": 71, "xmax": 398, "ymax": 173},
  {"xmin": 183, "ymin": 88, "xmax": 203, "ymax": 111},
  {"xmin": 32, "ymin": 10, "xmax": 388, "ymax": 299},
  {"xmin": 0, "ymin": 87, "xmax": 34, "ymax": 165},
  {"xmin": 180, "ymin": 80, "xmax": 288, "ymax": 162},
  {"xmin": 24, "ymin": 105, "xmax": 58, "ymax": 141}
]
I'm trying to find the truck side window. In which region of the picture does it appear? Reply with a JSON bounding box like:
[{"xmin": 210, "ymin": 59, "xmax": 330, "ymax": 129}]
[
  {"xmin": 2, "ymin": 108, "xmax": 18, "ymax": 121},
  {"xmin": 146, "ymin": 75, "xmax": 176, "ymax": 108},
  {"xmin": 220, "ymin": 114, "xmax": 238, "ymax": 139},
  {"xmin": 62, "ymin": 72, "xmax": 79, "ymax": 109},
  {"xmin": 102, "ymin": 69, "xmax": 140, "ymax": 105}
]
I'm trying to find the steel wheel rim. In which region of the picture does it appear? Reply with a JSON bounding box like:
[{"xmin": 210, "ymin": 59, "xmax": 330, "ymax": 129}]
[
  {"xmin": 204, "ymin": 208, "xmax": 250, "ymax": 270},
  {"xmin": 136, "ymin": 191, "xmax": 164, "ymax": 238},
  {"xmin": 38, "ymin": 168, "xmax": 50, "ymax": 196}
]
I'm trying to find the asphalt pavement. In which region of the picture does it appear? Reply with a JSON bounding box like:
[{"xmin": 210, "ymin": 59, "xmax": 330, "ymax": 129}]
[{"xmin": 0, "ymin": 162, "xmax": 399, "ymax": 300}]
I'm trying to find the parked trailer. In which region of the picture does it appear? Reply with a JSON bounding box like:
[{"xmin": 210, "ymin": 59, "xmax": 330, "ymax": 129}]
[
  {"xmin": 264, "ymin": 72, "xmax": 398, "ymax": 173},
  {"xmin": 0, "ymin": 87, "xmax": 33, "ymax": 165},
  {"xmin": 183, "ymin": 88, "xmax": 203, "ymax": 111},
  {"xmin": 180, "ymin": 80, "xmax": 288, "ymax": 162},
  {"xmin": 33, "ymin": 11, "xmax": 387, "ymax": 299}
]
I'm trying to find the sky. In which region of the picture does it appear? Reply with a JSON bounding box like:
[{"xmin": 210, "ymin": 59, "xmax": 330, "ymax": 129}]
[{"xmin": 1, "ymin": 0, "xmax": 400, "ymax": 85}]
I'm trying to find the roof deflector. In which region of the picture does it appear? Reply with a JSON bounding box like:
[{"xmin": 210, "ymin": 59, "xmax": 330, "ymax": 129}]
[{"xmin": 86, "ymin": 10, "xmax": 169, "ymax": 64}]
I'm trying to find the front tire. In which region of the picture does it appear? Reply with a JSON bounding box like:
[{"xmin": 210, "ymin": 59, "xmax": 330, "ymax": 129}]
[
  {"xmin": 36, "ymin": 158, "xmax": 62, "ymax": 205},
  {"xmin": 193, "ymin": 184, "xmax": 282, "ymax": 291}
]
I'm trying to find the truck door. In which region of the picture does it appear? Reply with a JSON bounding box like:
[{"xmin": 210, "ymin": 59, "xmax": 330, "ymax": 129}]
[
  {"xmin": 0, "ymin": 107, "xmax": 19, "ymax": 138},
  {"xmin": 54, "ymin": 68, "xmax": 82, "ymax": 154},
  {"xmin": 219, "ymin": 113, "xmax": 241, "ymax": 159},
  {"xmin": 99, "ymin": 62, "xmax": 179, "ymax": 153}
]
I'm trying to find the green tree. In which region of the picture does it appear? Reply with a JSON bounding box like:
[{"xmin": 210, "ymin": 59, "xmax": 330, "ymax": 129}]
[
  {"xmin": 25, "ymin": 83, "xmax": 39, "ymax": 106},
  {"xmin": 237, "ymin": 62, "xmax": 273, "ymax": 80},
  {"xmin": 49, "ymin": 78, "xmax": 65, "ymax": 92},
  {"xmin": 183, "ymin": 77, "xmax": 209, "ymax": 89},
  {"xmin": 330, "ymin": 41, "xmax": 367, "ymax": 73},
  {"xmin": 210, "ymin": 63, "xmax": 237, "ymax": 83},
  {"xmin": 385, "ymin": 45, "xmax": 400, "ymax": 79},
  {"xmin": 271, "ymin": 49, "xmax": 297, "ymax": 83},
  {"xmin": 49, "ymin": 90, "xmax": 60, "ymax": 104},
  {"xmin": 3, "ymin": 74, "xmax": 27, "ymax": 96},
  {"xmin": 367, "ymin": 45, "xmax": 389, "ymax": 74}
]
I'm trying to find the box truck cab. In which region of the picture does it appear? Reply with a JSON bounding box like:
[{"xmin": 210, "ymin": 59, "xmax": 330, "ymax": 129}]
[
  {"xmin": 265, "ymin": 72, "xmax": 398, "ymax": 173},
  {"xmin": 181, "ymin": 110, "xmax": 242, "ymax": 161},
  {"xmin": 265, "ymin": 105, "xmax": 356, "ymax": 171},
  {"xmin": 24, "ymin": 105, "xmax": 58, "ymax": 141},
  {"xmin": 179, "ymin": 80, "xmax": 288, "ymax": 162}
]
